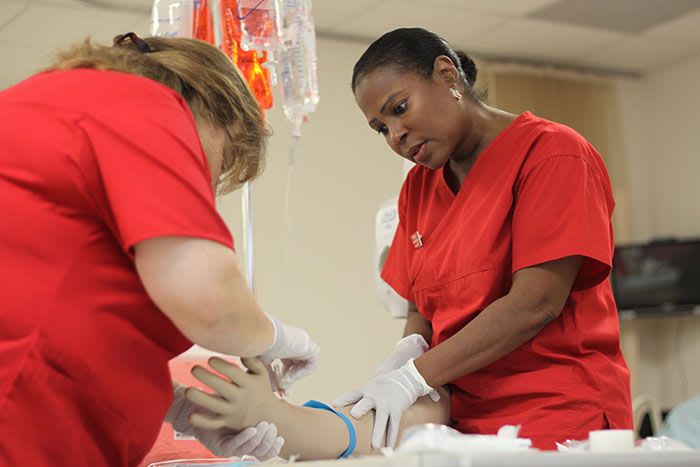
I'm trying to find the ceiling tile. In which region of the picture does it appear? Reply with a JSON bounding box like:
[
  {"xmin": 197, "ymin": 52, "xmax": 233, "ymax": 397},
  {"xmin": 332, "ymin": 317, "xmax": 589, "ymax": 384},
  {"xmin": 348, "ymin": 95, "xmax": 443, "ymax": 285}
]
[
  {"xmin": 312, "ymin": 0, "xmax": 382, "ymax": 29},
  {"xmin": 40, "ymin": 0, "xmax": 151, "ymax": 13},
  {"xmin": 0, "ymin": 2, "xmax": 148, "ymax": 48},
  {"xmin": 36, "ymin": 0, "xmax": 97, "ymax": 5},
  {"xmin": 645, "ymin": 8, "xmax": 700, "ymax": 45},
  {"xmin": 404, "ymin": 0, "xmax": 560, "ymax": 16},
  {"xmin": 331, "ymin": 0, "xmax": 504, "ymax": 44},
  {"xmin": 0, "ymin": 1, "xmax": 27, "ymax": 28},
  {"xmin": 0, "ymin": 0, "xmax": 699, "ymax": 78},
  {"xmin": 529, "ymin": 0, "xmax": 700, "ymax": 33},
  {"xmin": 576, "ymin": 35, "xmax": 700, "ymax": 73},
  {"xmin": 464, "ymin": 18, "xmax": 623, "ymax": 63}
]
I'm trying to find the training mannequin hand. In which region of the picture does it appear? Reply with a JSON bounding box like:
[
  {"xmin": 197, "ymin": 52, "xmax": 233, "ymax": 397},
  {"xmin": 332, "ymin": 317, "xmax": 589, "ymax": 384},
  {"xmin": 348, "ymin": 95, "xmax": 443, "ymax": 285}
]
[
  {"xmin": 187, "ymin": 357, "xmax": 285, "ymax": 433},
  {"xmin": 260, "ymin": 313, "xmax": 320, "ymax": 392},
  {"xmin": 166, "ymin": 383, "xmax": 283, "ymax": 460},
  {"xmin": 331, "ymin": 334, "xmax": 439, "ymax": 408},
  {"xmin": 343, "ymin": 359, "xmax": 434, "ymax": 449}
]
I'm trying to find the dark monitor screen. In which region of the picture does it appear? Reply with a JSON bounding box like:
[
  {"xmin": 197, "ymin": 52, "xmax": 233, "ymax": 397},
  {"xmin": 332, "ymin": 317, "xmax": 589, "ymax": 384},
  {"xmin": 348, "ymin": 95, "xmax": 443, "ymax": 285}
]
[{"xmin": 611, "ymin": 239, "xmax": 700, "ymax": 313}]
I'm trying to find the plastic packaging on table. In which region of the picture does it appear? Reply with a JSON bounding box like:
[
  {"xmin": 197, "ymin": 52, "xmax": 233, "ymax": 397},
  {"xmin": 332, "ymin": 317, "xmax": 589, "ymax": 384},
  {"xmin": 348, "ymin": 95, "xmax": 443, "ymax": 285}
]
[
  {"xmin": 151, "ymin": 0, "xmax": 194, "ymax": 38},
  {"xmin": 395, "ymin": 423, "xmax": 533, "ymax": 454},
  {"xmin": 237, "ymin": 0, "xmax": 282, "ymax": 52},
  {"xmin": 556, "ymin": 435, "xmax": 694, "ymax": 453},
  {"xmin": 277, "ymin": 0, "xmax": 319, "ymax": 138},
  {"xmin": 148, "ymin": 459, "xmax": 258, "ymax": 466}
]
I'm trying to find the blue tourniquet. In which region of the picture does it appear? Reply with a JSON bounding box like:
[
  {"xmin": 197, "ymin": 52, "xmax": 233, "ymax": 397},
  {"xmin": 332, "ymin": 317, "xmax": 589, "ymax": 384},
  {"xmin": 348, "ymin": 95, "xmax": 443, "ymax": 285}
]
[{"xmin": 302, "ymin": 399, "xmax": 357, "ymax": 458}]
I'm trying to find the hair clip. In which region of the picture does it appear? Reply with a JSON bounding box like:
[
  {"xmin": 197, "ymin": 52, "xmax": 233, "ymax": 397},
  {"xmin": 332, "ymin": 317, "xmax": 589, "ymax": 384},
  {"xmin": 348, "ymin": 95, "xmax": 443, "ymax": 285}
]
[{"xmin": 112, "ymin": 32, "xmax": 152, "ymax": 54}]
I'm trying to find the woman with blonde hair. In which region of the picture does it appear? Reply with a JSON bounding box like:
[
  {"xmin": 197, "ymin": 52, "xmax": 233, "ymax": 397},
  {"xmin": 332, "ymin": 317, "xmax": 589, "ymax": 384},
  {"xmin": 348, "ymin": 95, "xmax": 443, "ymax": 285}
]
[{"xmin": 0, "ymin": 33, "xmax": 318, "ymax": 466}]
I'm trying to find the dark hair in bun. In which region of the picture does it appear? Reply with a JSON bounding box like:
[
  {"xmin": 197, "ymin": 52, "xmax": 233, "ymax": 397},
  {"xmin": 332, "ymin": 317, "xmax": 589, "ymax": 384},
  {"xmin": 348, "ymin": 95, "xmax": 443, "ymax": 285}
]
[
  {"xmin": 352, "ymin": 28, "xmax": 478, "ymax": 97},
  {"xmin": 455, "ymin": 50, "xmax": 477, "ymax": 86}
]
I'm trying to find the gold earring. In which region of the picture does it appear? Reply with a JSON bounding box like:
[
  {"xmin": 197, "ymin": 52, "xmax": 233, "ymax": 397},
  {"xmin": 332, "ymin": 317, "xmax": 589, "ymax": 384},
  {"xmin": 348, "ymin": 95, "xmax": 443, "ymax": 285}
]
[{"xmin": 450, "ymin": 87, "xmax": 463, "ymax": 100}]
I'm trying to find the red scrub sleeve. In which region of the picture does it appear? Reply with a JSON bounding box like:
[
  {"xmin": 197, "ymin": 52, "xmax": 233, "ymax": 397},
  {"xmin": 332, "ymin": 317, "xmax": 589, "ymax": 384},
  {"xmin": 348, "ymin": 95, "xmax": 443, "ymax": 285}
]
[
  {"xmin": 381, "ymin": 183, "xmax": 416, "ymax": 303},
  {"xmin": 512, "ymin": 154, "xmax": 613, "ymax": 290},
  {"xmin": 77, "ymin": 94, "xmax": 234, "ymax": 254}
]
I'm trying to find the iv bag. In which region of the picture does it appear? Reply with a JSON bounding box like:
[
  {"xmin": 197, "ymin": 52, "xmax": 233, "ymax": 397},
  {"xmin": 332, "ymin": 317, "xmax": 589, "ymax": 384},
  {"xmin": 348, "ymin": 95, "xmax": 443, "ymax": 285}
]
[
  {"xmin": 219, "ymin": 0, "xmax": 241, "ymax": 60},
  {"xmin": 238, "ymin": 0, "xmax": 282, "ymax": 52},
  {"xmin": 151, "ymin": 0, "xmax": 194, "ymax": 38},
  {"xmin": 242, "ymin": 50, "xmax": 274, "ymax": 110},
  {"xmin": 277, "ymin": 0, "xmax": 319, "ymax": 138},
  {"xmin": 375, "ymin": 197, "xmax": 408, "ymax": 319},
  {"xmin": 193, "ymin": 0, "xmax": 214, "ymax": 43},
  {"xmin": 218, "ymin": 0, "xmax": 274, "ymax": 111}
]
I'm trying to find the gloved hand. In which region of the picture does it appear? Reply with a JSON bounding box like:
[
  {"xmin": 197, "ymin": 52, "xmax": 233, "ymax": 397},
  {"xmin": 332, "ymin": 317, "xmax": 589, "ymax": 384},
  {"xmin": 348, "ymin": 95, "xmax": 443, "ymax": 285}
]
[
  {"xmin": 331, "ymin": 334, "xmax": 439, "ymax": 408},
  {"xmin": 260, "ymin": 313, "xmax": 320, "ymax": 392},
  {"xmin": 193, "ymin": 421, "xmax": 283, "ymax": 460},
  {"xmin": 166, "ymin": 383, "xmax": 284, "ymax": 460},
  {"xmin": 344, "ymin": 359, "xmax": 434, "ymax": 449}
]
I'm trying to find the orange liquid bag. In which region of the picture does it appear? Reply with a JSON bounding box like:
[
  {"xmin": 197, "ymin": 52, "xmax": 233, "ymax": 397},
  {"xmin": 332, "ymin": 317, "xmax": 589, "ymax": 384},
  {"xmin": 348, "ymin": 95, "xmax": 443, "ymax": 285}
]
[{"xmin": 193, "ymin": 0, "xmax": 214, "ymax": 44}]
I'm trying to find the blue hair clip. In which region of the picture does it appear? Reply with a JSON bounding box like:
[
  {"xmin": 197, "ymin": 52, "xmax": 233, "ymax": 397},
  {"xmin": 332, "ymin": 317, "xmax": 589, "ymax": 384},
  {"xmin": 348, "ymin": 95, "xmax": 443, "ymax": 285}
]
[{"xmin": 302, "ymin": 400, "xmax": 357, "ymax": 458}]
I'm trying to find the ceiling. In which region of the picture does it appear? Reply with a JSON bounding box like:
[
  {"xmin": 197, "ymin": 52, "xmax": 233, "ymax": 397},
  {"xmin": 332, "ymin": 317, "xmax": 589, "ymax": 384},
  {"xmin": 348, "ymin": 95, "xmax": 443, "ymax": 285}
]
[{"xmin": 2, "ymin": 0, "xmax": 700, "ymax": 86}]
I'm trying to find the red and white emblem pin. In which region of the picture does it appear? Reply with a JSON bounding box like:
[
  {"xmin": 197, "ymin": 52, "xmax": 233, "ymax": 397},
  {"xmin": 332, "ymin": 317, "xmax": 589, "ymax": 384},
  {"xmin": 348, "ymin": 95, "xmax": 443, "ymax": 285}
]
[{"xmin": 410, "ymin": 231, "xmax": 423, "ymax": 249}]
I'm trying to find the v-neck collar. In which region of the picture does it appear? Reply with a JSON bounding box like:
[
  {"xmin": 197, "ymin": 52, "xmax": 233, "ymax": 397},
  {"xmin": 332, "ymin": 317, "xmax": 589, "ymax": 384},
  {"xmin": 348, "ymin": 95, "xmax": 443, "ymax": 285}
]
[
  {"xmin": 438, "ymin": 111, "xmax": 532, "ymax": 199},
  {"xmin": 408, "ymin": 112, "xmax": 533, "ymax": 281}
]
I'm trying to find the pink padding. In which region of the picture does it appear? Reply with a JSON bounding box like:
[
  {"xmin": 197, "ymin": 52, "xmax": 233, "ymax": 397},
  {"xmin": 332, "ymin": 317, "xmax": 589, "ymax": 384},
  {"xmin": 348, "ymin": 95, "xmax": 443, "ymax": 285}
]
[{"xmin": 140, "ymin": 358, "xmax": 233, "ymax": 466}]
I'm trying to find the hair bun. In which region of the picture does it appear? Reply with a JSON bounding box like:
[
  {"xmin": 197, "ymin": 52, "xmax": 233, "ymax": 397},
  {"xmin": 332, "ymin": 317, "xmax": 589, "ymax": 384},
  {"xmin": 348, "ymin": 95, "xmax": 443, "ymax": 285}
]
[{"xmin": 455, "ymin": 51, "xmax": 477, "ymax": 85}]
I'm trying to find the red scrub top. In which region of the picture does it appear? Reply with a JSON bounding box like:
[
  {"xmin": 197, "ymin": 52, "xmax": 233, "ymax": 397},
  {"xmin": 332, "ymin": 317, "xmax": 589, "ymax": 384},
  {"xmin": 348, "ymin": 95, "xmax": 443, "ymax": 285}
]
[
  {"xmin": 0, "ymin": 69, "xmax": 234, "ymax": 466},
  {"xmin": 382, "ymin": 112, "xmax": 632, "ymax": 450}
]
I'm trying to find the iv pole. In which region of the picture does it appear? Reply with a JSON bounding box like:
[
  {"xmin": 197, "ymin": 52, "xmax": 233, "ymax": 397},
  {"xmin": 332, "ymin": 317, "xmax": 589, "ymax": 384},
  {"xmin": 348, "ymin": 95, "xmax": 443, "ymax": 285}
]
[
  {"xmin": 241, "ymin": 185, "xmax": 256, "ymax": 294},
  {"xmin": 211, "ymin": 0, "xmax": 256, "ymax": 296}
]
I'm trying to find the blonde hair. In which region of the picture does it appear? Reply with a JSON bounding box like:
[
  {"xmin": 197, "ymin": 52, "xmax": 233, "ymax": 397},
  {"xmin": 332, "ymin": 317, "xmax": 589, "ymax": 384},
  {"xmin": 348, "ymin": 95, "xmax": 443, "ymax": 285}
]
[{"xmin": 45, "ymin": 34, "xmax": 269, "ymax": 194}]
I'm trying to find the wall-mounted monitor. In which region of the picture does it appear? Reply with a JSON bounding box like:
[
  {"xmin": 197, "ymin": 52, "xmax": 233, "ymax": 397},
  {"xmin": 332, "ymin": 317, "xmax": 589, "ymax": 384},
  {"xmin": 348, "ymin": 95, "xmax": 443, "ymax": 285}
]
[{"xmin": 611, "ymin": 239, "xmax": 700, "ymax": 319}]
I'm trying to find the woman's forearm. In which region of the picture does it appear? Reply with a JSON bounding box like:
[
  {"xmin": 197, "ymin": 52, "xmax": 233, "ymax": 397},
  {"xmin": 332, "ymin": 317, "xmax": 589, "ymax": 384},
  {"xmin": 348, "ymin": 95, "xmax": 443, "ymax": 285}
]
[
  {"xmin": 415, "ymin": 293, "xmax": 546, "ymax": 388},
  {"xmin": 415, "ymin": 258, "xmax": 582, "ymax": 388},
  {"xmin": 403, "ymin": 302, "xmax": 432, "ymax": 343}
]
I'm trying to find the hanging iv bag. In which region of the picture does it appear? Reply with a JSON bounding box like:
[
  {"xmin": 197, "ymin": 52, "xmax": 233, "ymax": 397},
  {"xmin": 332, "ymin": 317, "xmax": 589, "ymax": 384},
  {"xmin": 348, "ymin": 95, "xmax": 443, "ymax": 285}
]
[
  {"xmin": 277, "ymin": 0, "xmax": 319, "ymax": 138},
  {"xmin": 151, "ymin": 0, "xmax": 194, "ymax": 38},
  {"xmin": 238, "ymin": 0, "xmax": 282, "ymax": 51}
]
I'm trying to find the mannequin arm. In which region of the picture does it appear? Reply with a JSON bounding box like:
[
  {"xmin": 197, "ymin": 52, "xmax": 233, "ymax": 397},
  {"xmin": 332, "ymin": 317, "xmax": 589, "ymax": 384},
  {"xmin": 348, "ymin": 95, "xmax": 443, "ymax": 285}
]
[{"xmin": 186, "ymin": 357, "xmax": 450, "ymax": 460}]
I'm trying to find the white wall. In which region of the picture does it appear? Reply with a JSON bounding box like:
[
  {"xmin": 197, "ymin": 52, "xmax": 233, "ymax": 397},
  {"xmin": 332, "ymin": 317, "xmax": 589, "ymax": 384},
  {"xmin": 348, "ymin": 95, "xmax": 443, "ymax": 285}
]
[
  {"xmin": 646, "ymin": 55, "xmax": 700, "ymax": 239},
  {"xmin": 216, "ymin": 37, "xmax": 406, "ymax": 404},
  {"xmin": 616, "ymin": 52, "xmax": 700, "ymax": 409}
]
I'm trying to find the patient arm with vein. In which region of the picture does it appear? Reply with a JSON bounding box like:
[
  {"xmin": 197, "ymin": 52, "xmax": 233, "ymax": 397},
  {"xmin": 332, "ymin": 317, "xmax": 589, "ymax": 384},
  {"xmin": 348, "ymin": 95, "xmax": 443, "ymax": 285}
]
[{"xmin": 186, "ymin": 357, "xmax": 450, "ymax": 461}]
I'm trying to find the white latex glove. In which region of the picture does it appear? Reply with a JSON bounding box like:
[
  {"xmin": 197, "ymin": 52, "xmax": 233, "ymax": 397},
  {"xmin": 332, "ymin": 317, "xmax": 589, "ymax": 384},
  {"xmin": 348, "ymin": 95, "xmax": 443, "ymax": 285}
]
[
  {"xmin": 259, "ymin": 313, "xmax": 320, "ymax": 392},
  {"xmin": 166, "ymin": 384, "xmax": 284, "ymax": 460},
  {"xmin": 331, "ymin": 334, "xmax": 439, "ymax": 407},
  {"xmin": 193, "ymin": 422, "xmax": 283, "ymax": 460},
  {"xmin": 345, "ymin": 359, "xmax": 434, "ymax": 449}
]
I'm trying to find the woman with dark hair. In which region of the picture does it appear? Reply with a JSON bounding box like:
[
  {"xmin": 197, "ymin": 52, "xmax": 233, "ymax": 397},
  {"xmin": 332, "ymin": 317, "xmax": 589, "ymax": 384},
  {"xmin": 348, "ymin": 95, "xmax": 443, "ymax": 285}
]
[{"xmin": 329, "ymin": 27, "xmax": 633, "ymax": 450}]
